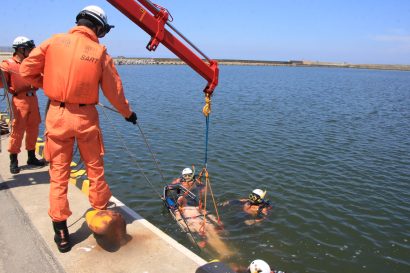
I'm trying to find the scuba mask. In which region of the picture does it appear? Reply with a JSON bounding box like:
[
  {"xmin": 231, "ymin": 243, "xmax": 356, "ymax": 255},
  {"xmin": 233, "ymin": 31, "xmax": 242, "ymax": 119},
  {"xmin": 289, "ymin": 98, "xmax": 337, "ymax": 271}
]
[
  {"xmin": 183, "ymin": 173, "xmax": 194, "ymax": 182},
  {"xmin": 249, "ymin": 192, "xmax": 262, "ymax": 204}
]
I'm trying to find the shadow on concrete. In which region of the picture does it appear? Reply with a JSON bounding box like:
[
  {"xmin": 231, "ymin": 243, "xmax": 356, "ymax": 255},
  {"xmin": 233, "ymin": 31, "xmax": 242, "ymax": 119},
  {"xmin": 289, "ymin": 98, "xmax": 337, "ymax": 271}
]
[
  {"xmin": 69, "ymin": 220, "xmax": 92, "ymax": 246},
  {"xmin": 0, "ymin": 168, "xmax": 49, "ymax": 190},
  {"xmin": 0, "ymin": 167, "xmax": 136, "ymax": 253},
  {"xmin": 20, "ymin": 161, "xmax": 49, "ymax": 171},
  {"xmin": 70, "ymin": 205, "xmax": 134, "ymax": 253},
  {"xmin": 93, "ymin": 232, "xmax": 133, "ymax": 252}
]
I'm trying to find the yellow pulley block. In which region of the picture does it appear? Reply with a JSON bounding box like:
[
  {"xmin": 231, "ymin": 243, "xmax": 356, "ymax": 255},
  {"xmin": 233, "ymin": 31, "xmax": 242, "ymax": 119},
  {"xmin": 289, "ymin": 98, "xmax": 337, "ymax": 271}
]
[{"xmin": 202, "ymin": 93, "xmax": 212, "ymax": 117}]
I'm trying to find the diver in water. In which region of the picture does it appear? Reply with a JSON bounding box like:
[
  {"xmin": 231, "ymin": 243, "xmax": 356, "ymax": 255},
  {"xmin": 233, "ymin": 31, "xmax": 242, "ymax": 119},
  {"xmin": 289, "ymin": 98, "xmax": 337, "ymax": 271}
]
[
  {"xmin": 219, "ymin": 189, "xmax": 272, "ymax": 225},
  {"xmin": 171, "ymin": 167, "xmax": 204, "ymax": 206},
  {"xmin": 172, "ymin": 167, "xmax": 201, "ymax": 188},
  {"xmin": 165, "ymin": 167, "xmax": 232, "ymax": 258},
  {"xmin": 231, "ymin": 259, "xmax": 285, "ymax": 273}
]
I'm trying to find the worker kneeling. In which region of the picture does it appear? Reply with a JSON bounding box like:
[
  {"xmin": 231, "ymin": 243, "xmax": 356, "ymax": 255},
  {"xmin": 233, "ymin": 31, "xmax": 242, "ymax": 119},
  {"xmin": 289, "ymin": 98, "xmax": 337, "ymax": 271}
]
[{"xmin": 86, "ymin": 209, "xmax": 127, "ymax": 250}]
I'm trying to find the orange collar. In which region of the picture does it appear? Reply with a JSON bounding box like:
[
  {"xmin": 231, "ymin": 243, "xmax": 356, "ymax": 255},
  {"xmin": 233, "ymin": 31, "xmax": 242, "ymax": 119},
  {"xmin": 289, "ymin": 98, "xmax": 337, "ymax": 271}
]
[
  {"xmin": 68, "ymin": 26, "xmax": 99, "ymax": 43},
  {"xmin": 11, "ymin": 54, "xmax": 23, "ymax": 64}
]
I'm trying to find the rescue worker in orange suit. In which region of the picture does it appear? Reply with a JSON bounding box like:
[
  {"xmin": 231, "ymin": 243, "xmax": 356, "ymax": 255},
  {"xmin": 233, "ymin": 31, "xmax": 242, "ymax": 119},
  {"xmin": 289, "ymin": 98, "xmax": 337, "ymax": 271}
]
[
  {"xmin": 20, "ymin": 5, "xmax": 137, "ymax": 253},
  {"xmin": 0, "ymin": 36, "xmax": 45, "ymax": 174}
]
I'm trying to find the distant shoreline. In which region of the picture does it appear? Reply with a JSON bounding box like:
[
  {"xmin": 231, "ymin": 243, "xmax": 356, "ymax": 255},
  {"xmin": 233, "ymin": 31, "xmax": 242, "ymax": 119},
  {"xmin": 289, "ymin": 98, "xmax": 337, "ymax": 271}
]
[
  {"xmin": 114, "ymin": 57, "xmax": 410, "ymax": 71},
  {"xmin": 1, "ymin": 52, "xmax": 408, "ymax": 71}
]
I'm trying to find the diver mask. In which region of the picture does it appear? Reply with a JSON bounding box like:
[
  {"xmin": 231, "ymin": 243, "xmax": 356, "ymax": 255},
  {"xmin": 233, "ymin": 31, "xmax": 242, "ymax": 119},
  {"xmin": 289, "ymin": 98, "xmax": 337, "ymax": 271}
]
[{"xmin": 249, "ymin": 192, "xmax": 263, "ymax": 204}]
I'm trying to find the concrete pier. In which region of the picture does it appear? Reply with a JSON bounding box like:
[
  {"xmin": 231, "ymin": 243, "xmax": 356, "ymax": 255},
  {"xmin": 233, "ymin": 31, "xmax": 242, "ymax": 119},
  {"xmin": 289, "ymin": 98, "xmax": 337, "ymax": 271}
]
[{"xmin": 0, "ymin": 136, "xmax": 208, "ymax": 273}]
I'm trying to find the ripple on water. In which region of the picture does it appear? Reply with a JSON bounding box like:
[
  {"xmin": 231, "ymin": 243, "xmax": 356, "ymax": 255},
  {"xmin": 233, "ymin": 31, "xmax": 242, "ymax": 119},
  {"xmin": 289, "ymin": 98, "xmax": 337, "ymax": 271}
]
[{"xmin": 32, "ymin": 66, "xmax": 409, "ymax": 273}]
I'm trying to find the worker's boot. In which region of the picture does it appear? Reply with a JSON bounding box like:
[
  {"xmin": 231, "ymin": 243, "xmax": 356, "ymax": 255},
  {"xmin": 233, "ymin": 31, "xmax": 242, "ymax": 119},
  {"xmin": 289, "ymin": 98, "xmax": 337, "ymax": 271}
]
[
  {"xmin": 9, "ymin": 154, "xmax": 20, "ymax": 174},
  {"xmin": 52, "ymin": 221, "xmax": 71, "ymax": 253},
  {"xmin": 27, "ymin": 150, "xmax": 45, "ymax": 166}
]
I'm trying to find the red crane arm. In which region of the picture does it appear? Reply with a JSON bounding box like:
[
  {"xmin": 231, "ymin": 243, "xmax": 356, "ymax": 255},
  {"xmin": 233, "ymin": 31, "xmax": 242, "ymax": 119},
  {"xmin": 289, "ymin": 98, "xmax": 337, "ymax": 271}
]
[{"xmin": 106, "ymin": 0, "xmax": 219, "ymax": 95}]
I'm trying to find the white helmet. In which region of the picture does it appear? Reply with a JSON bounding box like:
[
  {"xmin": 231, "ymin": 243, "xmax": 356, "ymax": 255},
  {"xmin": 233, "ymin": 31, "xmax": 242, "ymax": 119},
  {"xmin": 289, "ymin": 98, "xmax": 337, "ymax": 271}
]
[
  {"xmin": 76, "ymin": 5, "xmax": 114, "ymax": 37},
  {"xmin": 248, "ymin": 259, "xmax": 271, "ymax": 273},
  {"xmin": 182, "ymin": 168, "xmax": 193, "ymax": 176},
  {"xmin": 253, "ymin": 189, "xmax": 267, "ymax": 199},
  {"xmin": 12, "ymin": 36, "xmax": 35, "ymax": 49},
  {"xmin": 249, "ymin": 189, "xmax": 267, "ymax": 204}
]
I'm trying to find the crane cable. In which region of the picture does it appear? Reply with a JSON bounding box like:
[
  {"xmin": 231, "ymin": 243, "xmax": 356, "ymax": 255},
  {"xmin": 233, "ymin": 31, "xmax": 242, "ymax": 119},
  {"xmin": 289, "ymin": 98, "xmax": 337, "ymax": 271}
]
[
  {"xmin": 98, "ymin": 102, "xmax": 164, "ymax": 199},
  {"xmin": 98, "ymin": 102, "xmax": 202, "ymax": 252},
  {"xmin": 100, "ymin": 96, "xmax": 222, "ymax": 236},
  {"xmin": 198, "ymin": 93, "xmax": 223, "ymax": 235},
  {"xmin": 98, "ymin": 102, "xmax": 167, "ymax": 184}
]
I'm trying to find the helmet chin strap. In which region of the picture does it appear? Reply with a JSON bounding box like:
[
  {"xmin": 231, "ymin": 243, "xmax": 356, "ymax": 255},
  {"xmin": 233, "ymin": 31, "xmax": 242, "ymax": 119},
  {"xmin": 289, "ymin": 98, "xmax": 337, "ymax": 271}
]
[
  {"xmin": 95, "ymin": 26, "xmax": 105, "ymax": 38},
  {"xmin": 15, "ymin": 47, "xmax": 28, "ymax": 60},
  {"xmin": 23, "ymin": 48, "xmax": 32, "ymax": 58}
]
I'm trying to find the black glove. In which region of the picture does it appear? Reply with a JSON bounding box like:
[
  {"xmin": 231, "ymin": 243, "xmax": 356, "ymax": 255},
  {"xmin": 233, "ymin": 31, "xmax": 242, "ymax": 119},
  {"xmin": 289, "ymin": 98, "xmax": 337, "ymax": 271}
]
[{"xmin": 125, "ymin": 112, "xmax": 137, "ymax": 124}]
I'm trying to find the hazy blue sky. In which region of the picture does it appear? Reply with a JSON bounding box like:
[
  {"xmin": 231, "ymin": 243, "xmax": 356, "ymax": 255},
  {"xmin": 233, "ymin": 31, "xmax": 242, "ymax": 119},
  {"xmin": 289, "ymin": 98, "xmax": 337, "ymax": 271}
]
[{"xmin": 1, "ymin": 0, "xmax": 409, "ymax": 64}]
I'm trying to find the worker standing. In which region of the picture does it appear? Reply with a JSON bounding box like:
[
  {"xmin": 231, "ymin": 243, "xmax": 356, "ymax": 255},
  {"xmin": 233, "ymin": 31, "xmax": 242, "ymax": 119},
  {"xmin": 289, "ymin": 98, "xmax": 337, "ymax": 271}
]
[
  {"xmin": 0, "ymin": 36, "xmax": 45, "ymax": 174},
  {"xmin": 20, "ymin": 5, "xmax": 137, "ymax": 253}
]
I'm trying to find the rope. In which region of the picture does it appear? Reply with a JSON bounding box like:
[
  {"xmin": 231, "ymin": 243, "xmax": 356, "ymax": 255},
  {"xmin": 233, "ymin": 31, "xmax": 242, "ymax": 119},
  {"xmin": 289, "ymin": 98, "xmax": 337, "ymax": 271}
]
[
  {"xmin": 164, "ymin": 184, "xmax": 202, "ymax": 252},
  {"xmin": 199, "ymin": 169, "xmax": 208, "ymax": 236},
  {"xmin": 204, "ymin": 115, "xmax": 210, "ymax": 167},
  {"xmin": 206, "ymin": 169, "xmax": 222, "ymax": 225},
  {"xmin": 98, "ymin": 103, "xmax": 163, "ymax": 199},
  {"xmin": 197, "ymin": 167, "xmax": 222, "ymax": 233},
  {"xmin": 98, "ymin": 103, "xmax": 201, "ymax": 251},
  {"xmin": 176, "ymin": 205, "xmax": 202, "ymax": 252},
  {"xmin": 135, "ymin": 116, "xmax": 166, "ymax": 185},
  {"xmin": 98, "ymin": 102, "xmax": 204, "ymax": 250},
  {"xmin": 202, "ymin": 92, "xmax": 212, "ymax": 167},
  {"xmin": 98, "ymin": 101, "xmax": 220, "ymax": 246},
  {"xmin": 98, "ymin": 102, "xmax": 167, "ymax": 185}
]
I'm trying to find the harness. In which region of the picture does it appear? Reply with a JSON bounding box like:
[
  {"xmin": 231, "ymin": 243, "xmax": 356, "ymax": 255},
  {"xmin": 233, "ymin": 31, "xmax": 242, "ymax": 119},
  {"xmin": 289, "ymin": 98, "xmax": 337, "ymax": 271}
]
[
  {"xmin": 246, "ymin": 199, "xmax": 271, "ymax": 216},
  {"xmin": 164, "ymin": 184, "xmax": 198, "ymax": 210},
  {"xmin": 257, "ymin": 200, "xmax": 271, "ymax": 215}
]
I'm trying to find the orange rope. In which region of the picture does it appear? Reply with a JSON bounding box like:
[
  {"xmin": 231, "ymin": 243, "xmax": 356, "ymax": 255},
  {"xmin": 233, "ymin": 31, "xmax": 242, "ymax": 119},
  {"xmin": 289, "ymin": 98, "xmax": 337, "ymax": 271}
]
[
  {"xmin": 206, "ymin": 170, "xmax": 222, "ymax": 225},
  {"xmin": 198, "ymin": 166, "xmax": 223, "ymax": 235},
  {"xmin": 199, "ymin": 168, "xmax": 208, "ymax": 236}
]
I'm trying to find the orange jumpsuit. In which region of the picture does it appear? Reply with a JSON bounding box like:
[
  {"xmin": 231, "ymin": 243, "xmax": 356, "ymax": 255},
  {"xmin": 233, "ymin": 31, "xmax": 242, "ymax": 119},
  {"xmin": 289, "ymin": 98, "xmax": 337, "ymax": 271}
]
[
  {"xmin": 20, "ymin": 26, "xmax": 133, "ymax": 222},
  {"xmin": 0, "ymin": 56, "xmax": 41, "ymax": 154}
]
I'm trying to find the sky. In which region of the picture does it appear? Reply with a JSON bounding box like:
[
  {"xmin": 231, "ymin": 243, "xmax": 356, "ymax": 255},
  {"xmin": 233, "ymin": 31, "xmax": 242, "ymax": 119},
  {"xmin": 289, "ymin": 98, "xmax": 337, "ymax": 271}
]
[{"xmin": 1, "ymin": 0, "xmax": 409, "ymax": 65}]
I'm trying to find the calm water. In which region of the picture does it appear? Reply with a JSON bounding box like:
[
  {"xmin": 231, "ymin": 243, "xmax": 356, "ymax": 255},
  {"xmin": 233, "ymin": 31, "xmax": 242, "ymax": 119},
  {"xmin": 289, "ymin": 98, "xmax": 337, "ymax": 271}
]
[{"xmin": 40, "ymin": 65, "xmax": 409, "ymax": 273}]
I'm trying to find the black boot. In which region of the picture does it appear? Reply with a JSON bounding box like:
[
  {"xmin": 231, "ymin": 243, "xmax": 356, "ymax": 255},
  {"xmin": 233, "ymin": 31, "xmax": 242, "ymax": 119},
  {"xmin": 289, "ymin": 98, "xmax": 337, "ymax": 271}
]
[
  {"xmin": 27, "ymin": 150, "xmax": 45, "ymax": 166},
  {"xmin": 9, "ymin": 154, "xmax": 20, "ymax": 174},
  {"xmin": 52, "ymin": 221, "xmax": 71, "ymax": 253}
]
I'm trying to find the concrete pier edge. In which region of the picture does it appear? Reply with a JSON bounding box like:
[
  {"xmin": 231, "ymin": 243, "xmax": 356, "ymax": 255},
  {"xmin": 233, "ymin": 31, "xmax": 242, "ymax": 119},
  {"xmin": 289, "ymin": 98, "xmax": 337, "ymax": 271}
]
[{"xmin": 0, "ymin": 135, "xmax": 211, "ymax": 273}]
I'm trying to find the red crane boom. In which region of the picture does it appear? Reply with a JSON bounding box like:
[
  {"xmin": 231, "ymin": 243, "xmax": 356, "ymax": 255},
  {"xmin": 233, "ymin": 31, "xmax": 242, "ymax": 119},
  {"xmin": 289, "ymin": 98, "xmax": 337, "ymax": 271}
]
[{"xmin": 106, "ymin": 0, "xmax": 219, "ymax": 96}]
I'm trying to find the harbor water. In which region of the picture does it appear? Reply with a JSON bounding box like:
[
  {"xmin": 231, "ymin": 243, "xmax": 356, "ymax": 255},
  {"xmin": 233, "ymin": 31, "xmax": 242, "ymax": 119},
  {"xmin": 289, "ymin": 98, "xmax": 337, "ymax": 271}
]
[{"xmin": 38, "ymin": 65, "xmax": 409, "ymax": 273}]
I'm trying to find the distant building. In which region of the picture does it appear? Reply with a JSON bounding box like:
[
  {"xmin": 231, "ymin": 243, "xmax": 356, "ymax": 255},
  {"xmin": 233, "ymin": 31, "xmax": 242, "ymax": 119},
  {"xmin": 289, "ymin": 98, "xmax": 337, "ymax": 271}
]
[
  {"xmin": 0, "ymin": 46, "xmax": 13, "ymax": 52},
  {"xmin": 289, "ymin": 60, "xmax": 304, "ymax": 65},
  {"xmin": 0, "ymin": 46, "xmax": 13, "ymax": 62},
  {"xmin": 0, "ymin": 52, "xmax": 13, "ymax": 62}
]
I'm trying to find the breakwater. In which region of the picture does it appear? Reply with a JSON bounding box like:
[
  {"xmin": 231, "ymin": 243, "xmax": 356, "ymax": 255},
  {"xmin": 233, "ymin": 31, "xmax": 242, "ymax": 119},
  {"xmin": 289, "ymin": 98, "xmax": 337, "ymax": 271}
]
[
  {"xmin": 114, "ymin": 57, "xmax": 410, "ymax": 71},
  {"xmin": 0, "ymin": 51, "xmax": 408, "ymax": 71}
]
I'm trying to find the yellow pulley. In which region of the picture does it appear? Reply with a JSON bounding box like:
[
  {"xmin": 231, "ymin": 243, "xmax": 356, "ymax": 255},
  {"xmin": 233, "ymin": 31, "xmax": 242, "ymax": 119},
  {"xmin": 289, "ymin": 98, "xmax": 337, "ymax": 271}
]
[{"xmin": 202, "ymin": 93, "xmax": 211, "ymax": 117}]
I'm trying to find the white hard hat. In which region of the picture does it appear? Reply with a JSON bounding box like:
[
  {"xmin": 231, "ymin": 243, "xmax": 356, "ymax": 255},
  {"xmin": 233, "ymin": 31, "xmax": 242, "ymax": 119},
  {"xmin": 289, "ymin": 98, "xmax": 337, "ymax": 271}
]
[
  {"xmin": 252, "ymin": 189, "xmax": 267, "ymax": 199},
  {"xmin": 76, "ymin": 5, "xmax": 114, "ymax": 37},
  {"xmin": 248, "ymin": 259, "xmax": 271, "ymax": 273},
  {"xmin": 12, "ymin": 36, "xmax": 35, "ymax": 49},
  {"xmin": 182, "ymin": 168, "xmax": 193, "ymax": 175}
]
